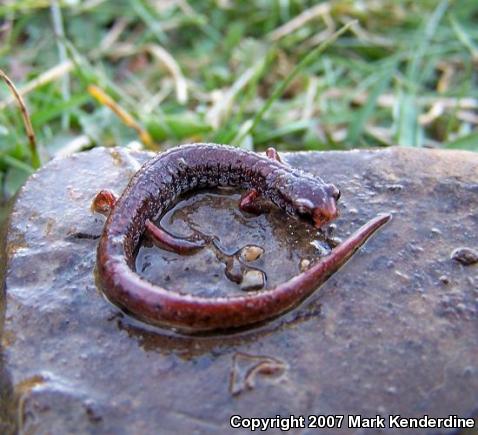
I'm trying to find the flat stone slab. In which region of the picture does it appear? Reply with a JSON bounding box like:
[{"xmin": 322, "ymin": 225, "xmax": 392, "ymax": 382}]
[{"xmin": 1, "ymin": 146, "xmax": 477, "ymax": 434}]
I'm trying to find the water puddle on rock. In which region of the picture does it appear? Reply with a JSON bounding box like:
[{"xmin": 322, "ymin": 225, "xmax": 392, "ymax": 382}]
[{"xmin": 135, "ymin": 188, "xmax": 332, "ymax": 298}]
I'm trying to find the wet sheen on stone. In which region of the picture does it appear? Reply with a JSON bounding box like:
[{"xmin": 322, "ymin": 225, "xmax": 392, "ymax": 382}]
[
  {"xmin": 136, "ymin": 189, "xmax": 325, "ymax": 296},
  {"xmin": 1, "ymin": 146, "xmax": 478, "ymax": 434}
]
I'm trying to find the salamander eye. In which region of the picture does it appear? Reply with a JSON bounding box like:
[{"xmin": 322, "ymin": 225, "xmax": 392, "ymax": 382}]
[{"xmin": 328, "ymin": 185, "xmax": 340, "ymax": 201}]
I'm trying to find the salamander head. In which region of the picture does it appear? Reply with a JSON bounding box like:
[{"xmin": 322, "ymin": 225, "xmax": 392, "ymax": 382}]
[{"xmin": 286, "ymin": 180, "xmax": 340, "ymax": 228}]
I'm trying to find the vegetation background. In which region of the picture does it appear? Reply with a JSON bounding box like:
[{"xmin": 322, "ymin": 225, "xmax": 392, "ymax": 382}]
[{"xmin": 0, "ymin": 0, "xmax": 477, "ymax": 218}]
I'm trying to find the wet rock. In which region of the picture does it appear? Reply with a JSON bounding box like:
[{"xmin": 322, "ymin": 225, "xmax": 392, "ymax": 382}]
[
  {"xmin": 327, "ymin": 236, "xmax": 342, "ymax": 247},
  {"xmin": 240, "ymin": 269, "xmax": 266, "ymax": 291},
  {"xmin": 239, "ymin": 245, "xmax": 264, "ymax": 263},
  {"xmin": 438, "ymin": 275, "xmax": 450, "ymax": 285},
  {"xmin": 1, "ymin": 146, "xmax": 478, "ymax": 434},
  {"xmin": 451, "ymin": 247, "xmax": 478, "ymax": 265},
  {"xmin": 224, "ymin": 256, "xmax": 243, "ymax": 284},
  {"xmin": 138, "ymin": 189, "xmax": 322, "ymax": 296},
  {"xmin": 299, "ymin": 258, "xmax": 311, "ymax": 272},
  {"xmin": 229, "ymin": 353, "xmax": 287, "ymax": 396}
]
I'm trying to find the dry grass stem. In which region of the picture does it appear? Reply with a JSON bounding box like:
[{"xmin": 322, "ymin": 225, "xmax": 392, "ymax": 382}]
[
  {"xmin": 268, "ymin": 2, "xmax": 331, "ymax": 41},
  {"xmin": 0, "ymin": 61, "xmax": 73, "ymax": 110},
  {"xmin": 0, "ymin": 68, "xmax": 40, "ymax": 168},
  {"xmin": 147, "ymin": 44, "xmax": 188, "ymax": 104},
  {"xmin": 87, "ymin": 84, "xmax": 157, "ymax": 150}
]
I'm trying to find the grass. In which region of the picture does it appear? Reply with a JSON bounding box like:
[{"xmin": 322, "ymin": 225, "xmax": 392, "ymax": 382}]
[{"xmin": 0, "ymin": 0, "xmax": 477, "ymax": 201}]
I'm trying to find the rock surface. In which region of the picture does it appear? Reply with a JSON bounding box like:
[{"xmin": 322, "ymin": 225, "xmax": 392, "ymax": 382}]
[{"xmin": 1, "ymin": 146, "xmax": 477, "ymax": 435}]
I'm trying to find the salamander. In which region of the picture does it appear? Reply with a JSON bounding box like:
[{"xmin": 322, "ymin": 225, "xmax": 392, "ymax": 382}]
[{"xmin": 95, "ymin": 143, "xmax": 391, "ymax": 332}]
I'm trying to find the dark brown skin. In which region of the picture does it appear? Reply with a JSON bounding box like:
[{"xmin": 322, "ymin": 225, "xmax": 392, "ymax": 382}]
[{"xmin": 96, "ymin": 143, "xmax": 391, "ymax": 332}]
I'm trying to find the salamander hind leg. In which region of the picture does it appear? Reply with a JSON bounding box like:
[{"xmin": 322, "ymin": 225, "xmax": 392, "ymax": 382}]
[
  {"xmin": 145, "ymin": 219, "xmax": 206, "ymax": 255},
  {"xmin": 265, "ymin": 147, "xmax": 282, "ymax": 163}
]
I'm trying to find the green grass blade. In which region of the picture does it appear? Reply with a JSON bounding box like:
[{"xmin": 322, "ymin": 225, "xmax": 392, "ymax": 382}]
[
  {"xmin": 395, "ymin": 92, "xmax": 421, "ymax": 147},
  {"xmin": 233, "ymin": 20, "xmax": 356, "ymax": 146},
  {"xmin": 0, "ymin": 154, "xmax": 34, "ymax": 174},
  {"xmin": 450, "ymin": 15, "xmax": 478, "ymax": 58},
  {"xmin": 129, "ymin": 0, "xmax": 167, "ymax": 44},
  {"xmin": 407, "ymin": 0, "xmax": 449, "ymax": 85},
  {"xmin": 346, "ymin": 64, "xmax": 394, "ymax": 145},
  {"xmin": 445, "ymin": 132, "xmax": 478, "ymax": 151}
]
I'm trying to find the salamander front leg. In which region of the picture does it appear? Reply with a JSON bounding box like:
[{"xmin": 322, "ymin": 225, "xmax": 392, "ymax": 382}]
[
  {"xmin": 92, "ymin": 189, "xmax": 117, "ymax": 215},
  {"xmin": 239, "ymin": 147, "xmax": 286, "ymax": 215},
  {"xmin": 239, "ymin": 188, "xmax": 264, "ymax": 215}
]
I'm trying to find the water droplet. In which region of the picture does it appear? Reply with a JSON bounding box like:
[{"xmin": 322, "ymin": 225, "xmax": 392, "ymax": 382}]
[
  {"xmin": 299, "ymin": 258, "xmax": 311, "ymax": 272},
  {"xmin": 239, "ymin": 245, "xmax": 264, "ymax": 262},
  {"xmin": 240, "ymin": 269, "xmax": 266, "ymax": 291}
]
